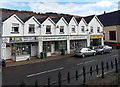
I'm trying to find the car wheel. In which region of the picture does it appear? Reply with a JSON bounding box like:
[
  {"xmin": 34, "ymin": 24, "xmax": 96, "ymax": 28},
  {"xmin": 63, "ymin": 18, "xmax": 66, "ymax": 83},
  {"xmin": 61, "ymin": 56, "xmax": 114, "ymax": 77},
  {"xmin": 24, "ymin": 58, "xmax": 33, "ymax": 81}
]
[
  {"xmin": 82, "ymin": 54, "xmax": 85, "ymax": 58},
  {"xmin": 101, "ymin": 51, "xmax": 104, "ymax": 55},
  {"xmin": 93, "ymin": 52, "xmax": 96, "ymax": 56},
  {"xmin": 109, "ymin": 50, "xmax": 112, "ymax": 53}
]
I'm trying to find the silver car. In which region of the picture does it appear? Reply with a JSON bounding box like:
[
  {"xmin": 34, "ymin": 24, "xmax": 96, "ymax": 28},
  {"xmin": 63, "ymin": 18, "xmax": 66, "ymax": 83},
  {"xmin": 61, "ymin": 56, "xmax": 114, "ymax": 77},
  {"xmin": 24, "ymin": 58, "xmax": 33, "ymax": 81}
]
[
  {"xmin": 75, "ymin": 48, "xmax": 96, "ymax": 58},
  {"xmin": 94, "ymin": 45, "xmax": 112, "ymax": 55}
]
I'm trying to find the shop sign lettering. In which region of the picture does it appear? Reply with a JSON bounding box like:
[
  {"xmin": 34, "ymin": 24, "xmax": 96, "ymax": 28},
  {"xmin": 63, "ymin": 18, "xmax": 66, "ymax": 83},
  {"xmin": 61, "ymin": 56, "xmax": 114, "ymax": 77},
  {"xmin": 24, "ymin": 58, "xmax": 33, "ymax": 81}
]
[
  {"xmin": 43, "ymin": 36, "xmax": 67, "ymax": 41},
  {"xmin": 9, "ymin": 37, "xmax": 39, "ymax": 42},
  {"xmin": 70, "ymin": 36, "xmax": 87, "ymax": 40}
]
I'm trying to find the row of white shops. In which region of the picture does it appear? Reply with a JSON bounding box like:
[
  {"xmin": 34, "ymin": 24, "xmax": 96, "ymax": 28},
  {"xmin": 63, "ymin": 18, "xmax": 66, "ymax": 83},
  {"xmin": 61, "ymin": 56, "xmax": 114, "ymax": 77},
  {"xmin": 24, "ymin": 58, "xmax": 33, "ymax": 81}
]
[{"xmin": 2, "ymin": 34, "xmax": 104, "ymax": 61}]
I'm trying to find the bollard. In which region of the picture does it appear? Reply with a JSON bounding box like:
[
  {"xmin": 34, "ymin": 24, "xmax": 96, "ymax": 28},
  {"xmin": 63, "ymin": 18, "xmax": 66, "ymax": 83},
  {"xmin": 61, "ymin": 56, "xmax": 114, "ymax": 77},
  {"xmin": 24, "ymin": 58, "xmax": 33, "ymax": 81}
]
[
  {"xmin": 101, "ymin": 61, "xmax": 104, "ymax": 78},
  {"xmin": 35, "ymin": 80, "xmax": 38, "ymax": 87},
  {"xmin": 90, "ymin": 66, "xmax": 92, "ymax": 76},
  {"xmin": 48, "ymin": 77, "xmax": 50, "ymax": 87},
  {"xmin": 115, "ymin": 58, "xmax": 118, "ymax": 73},
  {"xmin": 20, "ymin": 80, "xmax": 25, "ymax": 87},
  {"xmin": 96, "ymin": 65, "xmax": 99, "ymax": 74},
  {"xmin": 58, "ymin": 72, "xmax": 61, "ymax": 87},
  {"xmin": 83, "ymin": 66, "xmax": 86, "ymax": 85},
  {"xmin": 106, "ymin": 62, "xmax": 109, "ymax": 70},
  {"xmin": 111, "ymin": 61, "xmax": 113, "ymax": 69},
  {"xmin": 67, "ymin": 72, "xmax": 70, "ymax": 83},
  {"xmin": 76, "ymin": 70, "xmax": 78, "ymax": 80}
]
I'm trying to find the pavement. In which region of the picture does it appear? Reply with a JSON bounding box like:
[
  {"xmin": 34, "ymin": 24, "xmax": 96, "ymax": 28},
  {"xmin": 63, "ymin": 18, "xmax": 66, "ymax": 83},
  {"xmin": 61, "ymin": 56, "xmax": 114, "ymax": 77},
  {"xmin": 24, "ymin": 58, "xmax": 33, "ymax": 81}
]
[
  {"xmin": 5, "ymin": 53, "xmax": 74, "ymax": 68},
  {"xmin": 86, "ymin": 69, "xmax": 120, "ymax": 86}
]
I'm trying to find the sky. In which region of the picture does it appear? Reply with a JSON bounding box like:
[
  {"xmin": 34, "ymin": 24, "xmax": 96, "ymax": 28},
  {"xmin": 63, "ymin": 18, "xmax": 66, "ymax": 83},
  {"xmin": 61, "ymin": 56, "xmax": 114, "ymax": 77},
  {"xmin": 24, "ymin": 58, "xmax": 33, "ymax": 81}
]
[{"xmin": 0, "ymin": 0, "xmax": 119, "ymax": 16}]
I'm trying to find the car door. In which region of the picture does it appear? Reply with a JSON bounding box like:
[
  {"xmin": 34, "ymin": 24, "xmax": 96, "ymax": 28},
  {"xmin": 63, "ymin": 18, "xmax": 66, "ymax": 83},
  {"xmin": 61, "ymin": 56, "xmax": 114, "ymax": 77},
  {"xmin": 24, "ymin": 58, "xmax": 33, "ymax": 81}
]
[
  {"xmin": 85, "ymin": 48, "xmax": 90, "ymax": 55},
  {"xmin": 88, "ymin": 48, "xmax": 93, "ymax": 55},
  {"xmin": 103, "ymin": 46, "xmax": 107, "ymax": 52}
]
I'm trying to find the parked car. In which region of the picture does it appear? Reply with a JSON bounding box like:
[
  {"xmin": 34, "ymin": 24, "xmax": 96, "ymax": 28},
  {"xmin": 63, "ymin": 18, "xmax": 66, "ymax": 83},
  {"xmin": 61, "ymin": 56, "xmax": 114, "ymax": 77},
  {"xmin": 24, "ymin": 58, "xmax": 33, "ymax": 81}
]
[
  {"xmin": 0, "ymin": 59, "xmax": 6, "ymax": 67},
  {"xmin": 94, "ymin": 45, "xmax": 112, "ymax": 55},
  {"xmin": 75, "ymin": 48, "xmax": 96, "ymax": 58}
]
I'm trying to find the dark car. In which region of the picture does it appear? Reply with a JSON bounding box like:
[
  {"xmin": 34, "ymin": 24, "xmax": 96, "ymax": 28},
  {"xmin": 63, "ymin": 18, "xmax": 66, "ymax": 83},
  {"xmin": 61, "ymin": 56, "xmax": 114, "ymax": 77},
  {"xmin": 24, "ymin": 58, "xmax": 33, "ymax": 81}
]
[
  {"xmin": 0, "ymin": 59, "xmax": 6, "ymax": 67},
  {"xmin": 94, "ymin": 45, "xmax": 112, "ymax": 55}
]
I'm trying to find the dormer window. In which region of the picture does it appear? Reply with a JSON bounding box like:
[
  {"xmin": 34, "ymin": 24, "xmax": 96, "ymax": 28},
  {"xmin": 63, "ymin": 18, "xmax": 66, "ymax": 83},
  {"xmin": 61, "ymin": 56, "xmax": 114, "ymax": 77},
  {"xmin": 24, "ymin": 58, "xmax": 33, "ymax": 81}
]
[
  {"xmin": 11, "ymin": 23, "xmax": 19, "ymax": 34},
  {"xmin": 46, "ymin": 25, "xmax": 51, "ymax": 34},
  {"xmin": 72, "ymin": 25, "xmax": 75, "ymax": 33},
  {"xmin": 81, "ymin": 26, "xmax": 85, "ymax": 33},
  {"xmin": 90, "ymin": 26, "xmax": 93, "ymax": 33},
  {"xmin": 97, "ymin": 27, "xmax": 100, "ymax": 33},
  {"xmin": 29, "ymin": 24, "xmax": 35, "ymax": 33},
  {"xmin": 60, "ymin": 26, "xmax": 64, "ymax": 34}
]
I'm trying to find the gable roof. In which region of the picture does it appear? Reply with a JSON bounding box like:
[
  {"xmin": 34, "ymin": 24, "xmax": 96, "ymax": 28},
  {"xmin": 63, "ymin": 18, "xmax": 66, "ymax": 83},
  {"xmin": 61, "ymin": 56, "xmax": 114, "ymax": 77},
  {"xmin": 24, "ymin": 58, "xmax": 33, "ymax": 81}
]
[
  {"xmin": 16, "ymin": 13, "xmax": 32, "ymax": 22},
  {"xmin": 37, "ymin": 17, "xmax": 48, "ymax": 24},
  {"xmin": 64, "ymin": 16, "xmax": 73, "ymax": 23},
  {"xmin": 51, "ymin": 17, "xmax": 61, "ymax": 23},
  {"xmin": 2, "ymin": 12, "xmax": 14, "ymax": 22},
  {"xmin": 84, "ymin": 15, "xmax": 95, "ymax": 24},
  {"xmin": 97, "ymin": 10, "xmax": 120, "ymax": 27},
  {"xmin": 75, "ymin": 17, "xmax": 82, "ymax": 24}
]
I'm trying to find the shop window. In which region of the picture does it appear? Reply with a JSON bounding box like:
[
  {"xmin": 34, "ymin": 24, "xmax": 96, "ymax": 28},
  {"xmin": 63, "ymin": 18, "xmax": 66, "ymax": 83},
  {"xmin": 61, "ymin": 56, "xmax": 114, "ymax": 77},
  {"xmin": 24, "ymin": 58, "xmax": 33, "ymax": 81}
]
[
  {"xmin": 109, "ymin": 31, "xmax": 116, "ymax": 40},
  {"xmin": 90, "ymin": 26, "xmax": 93, "ymax": 33},
  {"xmin": 11, "ymin": 43, "xmax": 30, "ymax": 56},
  {"xmin": 11, "ymin": 23, "xmax": 19, "ymax": 33},
  {"xmin": 60, "ymin": 26, "xmax": 64, "ymax": 34},
  {"xmin": 71, "ymin": 25, "xmax": 76, "ymax": 33},
  {"xmin": 46, "ymin": 25, "xmax": 51, "ymax": 34},
  {"xmin": 97, "ymin": 27, "xmax": 100, "ymax": 33},
  {"xmin": 81, "ymin": 26, "xmax": 85, "ymax": 33},
  {"xmin": 43, "ymin": 41, "xmax": 51, "ymax": 52},
  {"xmin": 29, "ymin": 24, "xmax": 35, "ymax": 33}
]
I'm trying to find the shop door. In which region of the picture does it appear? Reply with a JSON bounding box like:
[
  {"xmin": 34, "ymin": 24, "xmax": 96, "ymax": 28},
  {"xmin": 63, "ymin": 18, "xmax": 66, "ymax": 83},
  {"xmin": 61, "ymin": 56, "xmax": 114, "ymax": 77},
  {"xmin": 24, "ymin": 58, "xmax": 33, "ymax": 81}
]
[
  {"xmin": 31, "ymin": 44, "xmax": 37, "ymax": 56},
  {"xmin": 51, "ymin": 44, "xmax": 55, "ymax": 53},
  {"xmin": 6, "ymin": 46, "xmax": 11, "ymax": 59}
]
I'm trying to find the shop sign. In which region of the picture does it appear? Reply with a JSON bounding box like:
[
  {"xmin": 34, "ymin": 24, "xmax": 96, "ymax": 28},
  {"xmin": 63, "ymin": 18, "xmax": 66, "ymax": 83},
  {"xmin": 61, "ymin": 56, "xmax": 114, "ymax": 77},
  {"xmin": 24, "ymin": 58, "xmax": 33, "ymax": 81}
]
[
  {"xmin": 10, "ymin": 37, "xmax": 22, "ymax": 42},
  {"xmin": 9, "ymin": 37, "xmax": 39, "ymax": 42},
  {"xmin": 90, "ymin": 36, "xmax": 102, "ymax": 39},
  {"xmin": 22, "ymin": 37, "xmax": 39, "ymax": 42},
  {"xmin": 70, "ymin": 36, "xmax": 87, "ymax": 40},
  {"xmin": 43, "ymin": 36, "xmax": 67, "ymax": 41}
]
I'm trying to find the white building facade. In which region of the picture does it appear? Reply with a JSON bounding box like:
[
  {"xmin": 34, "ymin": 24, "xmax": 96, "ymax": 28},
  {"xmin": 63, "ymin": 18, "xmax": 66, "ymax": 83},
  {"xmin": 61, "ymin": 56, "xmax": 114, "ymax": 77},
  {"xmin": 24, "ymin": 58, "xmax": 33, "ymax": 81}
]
[{"xmin": 1, "ymin": 11, "xmax": 104, "ymax": 61}]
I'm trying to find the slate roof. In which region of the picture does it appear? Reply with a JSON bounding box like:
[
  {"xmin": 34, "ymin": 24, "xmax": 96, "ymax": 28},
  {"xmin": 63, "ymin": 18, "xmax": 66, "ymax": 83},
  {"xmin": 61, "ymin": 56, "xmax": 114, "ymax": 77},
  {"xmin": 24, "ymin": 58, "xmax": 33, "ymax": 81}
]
[
  {"xmin": 2, "ymin": 12, "xmax": 14, "ymax": 22},
  {"xmin": 64, "ymin": 16, "xmax": 73, "ymax": 23},
  {"xmin": 51, "ymin": 17, "xmax": 61, "ymax": 23},
  {"xmin": 75, "ymin": 17, "xmax": 82, "ymax": 24},
  {"xmin": 97, "ymin": 10, "xmax": 120, "ymax": 26},
  {"xmin": 83, "ymin": 15, "xmax": 95, "ymax": 24},
  {"xmin": 37, "ymin": 17, "xmax": 48, "ymax": 24}
]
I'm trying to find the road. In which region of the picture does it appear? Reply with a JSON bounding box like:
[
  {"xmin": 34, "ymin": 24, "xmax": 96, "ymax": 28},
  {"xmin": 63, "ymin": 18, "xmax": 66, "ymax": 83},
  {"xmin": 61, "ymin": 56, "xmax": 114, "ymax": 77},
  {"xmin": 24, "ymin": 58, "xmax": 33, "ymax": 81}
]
[{"xmin": 2, "ymin": 49, "xmax": 120, "ymax": 86}]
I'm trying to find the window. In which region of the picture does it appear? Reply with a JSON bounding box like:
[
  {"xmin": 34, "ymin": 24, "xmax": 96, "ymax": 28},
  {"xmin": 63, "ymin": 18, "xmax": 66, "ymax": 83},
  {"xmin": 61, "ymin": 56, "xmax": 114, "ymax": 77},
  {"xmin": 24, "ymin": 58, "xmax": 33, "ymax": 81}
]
[
  {"xmin": 29, "ymin": 24, "xmax": 35, "ymax": 33},
  {"xmin": 11, "ymin": 23, "xmax": 19, "ymax": 33},
  {"xmin": 71, "ymin": 25, "xmax": 75, "ymax": 33},
  {"xmin": 81, "ymin": 26, "xmax": 85, "ymax": 33},
  {"xmin": 97, "ymin": 27, "xmax": 100, "ymax": 33},
  {"xmin": 46, "ymin": 25, "xmax": 51, "ymax": 34},
  {"xmin": 109, "ymin": 31, "xmax": 116, "ymax": 40},
  {"xmin": 60, "ymin": 26, "xmax": 64, "ymax": 34},
  {"xmin": 90, "ymin": 26, "xmax": 93, "ymax": 33}
]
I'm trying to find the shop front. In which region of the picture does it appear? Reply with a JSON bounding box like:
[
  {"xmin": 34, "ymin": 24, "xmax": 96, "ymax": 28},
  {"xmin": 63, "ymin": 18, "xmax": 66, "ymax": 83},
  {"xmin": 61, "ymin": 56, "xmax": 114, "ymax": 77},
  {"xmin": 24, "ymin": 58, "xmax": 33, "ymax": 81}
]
[
  {"xmin": 4, "ymin": 36, "xmax": 39, "ymax": 61},
  {"xmin": 70, "ymin": 36, "xmax": 87, "ymax": 51},
  {"xmin": 42, "ymin": 36, "xmax": 67, "ymax": 56},
  {"xmin": 90, "ymin": 35, "xmax": 103, "ymax": 47}
]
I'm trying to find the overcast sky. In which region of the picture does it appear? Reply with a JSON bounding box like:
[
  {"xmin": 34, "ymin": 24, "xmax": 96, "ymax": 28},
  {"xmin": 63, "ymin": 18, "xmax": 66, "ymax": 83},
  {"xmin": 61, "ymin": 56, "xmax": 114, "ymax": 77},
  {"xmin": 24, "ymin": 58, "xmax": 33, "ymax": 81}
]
[{"xmin": 0, "ymin": 0, "xmax": 119, "ymax": 16}]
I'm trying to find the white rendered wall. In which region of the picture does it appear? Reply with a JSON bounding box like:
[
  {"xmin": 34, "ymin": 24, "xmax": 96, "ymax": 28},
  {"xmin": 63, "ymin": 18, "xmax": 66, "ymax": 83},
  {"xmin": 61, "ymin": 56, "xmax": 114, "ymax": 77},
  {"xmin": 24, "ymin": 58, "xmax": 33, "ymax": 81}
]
[
  {"xmin": 24, "ymin": 17, "xmax": 40, "ymax": 36},
  {"xmin": 40, "ymin": 18, "xmax": 55, "ymax": 35},
  {"xmin": 69, "ymin": 17, "xmax": 78, "ymax": 35},
  {"xmin": 2, "ymin": 15, "xmax": 24, "ymax": 37},
  {"xmin": 56, "ymin": 18, "xmax": 68, "ymax": 35}
]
